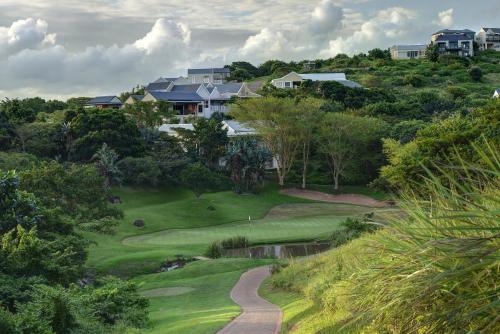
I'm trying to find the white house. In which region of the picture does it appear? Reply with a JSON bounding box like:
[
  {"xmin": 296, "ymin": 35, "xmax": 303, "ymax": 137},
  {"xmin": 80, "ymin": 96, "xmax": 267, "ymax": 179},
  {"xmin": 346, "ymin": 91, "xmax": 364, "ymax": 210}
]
[
  {"xmin": 271, "ymin": 72, "xmax": 362, "ymax": 89},
  {"xmin": 476, "ymin": 28, "xmax": 500, "ymax": 51},
  {"xmin": 494, "ymin": 89, "xmax": 500, "ymax": 99},
  {"xmin": 390, "ymin": 45, "xmax": 427, "ymax": 59},
  {"xmin": 187, "ymin": 68, "xmax": 231, "ymax": 84}
]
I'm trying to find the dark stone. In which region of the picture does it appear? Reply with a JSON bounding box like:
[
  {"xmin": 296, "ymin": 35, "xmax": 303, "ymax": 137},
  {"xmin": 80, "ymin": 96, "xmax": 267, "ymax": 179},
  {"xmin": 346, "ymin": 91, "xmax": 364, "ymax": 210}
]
[
  {"xmin": 109, "ymin": 196, "xmax": 122, "ymax": 204},
  {"xmin": 133, "ymin": 219, "xmax": 145, "ymax": 227}
]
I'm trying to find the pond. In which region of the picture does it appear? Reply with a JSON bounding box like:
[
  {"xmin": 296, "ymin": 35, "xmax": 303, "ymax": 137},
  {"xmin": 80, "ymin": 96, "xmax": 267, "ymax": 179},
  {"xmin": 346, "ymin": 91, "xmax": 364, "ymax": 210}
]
[{"xmin": 223, "ymin": 242, "xmax": 331, "ymax": 259}]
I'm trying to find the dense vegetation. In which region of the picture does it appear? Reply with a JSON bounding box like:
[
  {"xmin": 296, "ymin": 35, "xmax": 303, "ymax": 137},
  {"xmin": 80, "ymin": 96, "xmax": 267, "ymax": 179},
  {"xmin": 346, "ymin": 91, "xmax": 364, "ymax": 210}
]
[{"xmin": 265, "ymin": 144, "xmax": 499, "ymax": 333}]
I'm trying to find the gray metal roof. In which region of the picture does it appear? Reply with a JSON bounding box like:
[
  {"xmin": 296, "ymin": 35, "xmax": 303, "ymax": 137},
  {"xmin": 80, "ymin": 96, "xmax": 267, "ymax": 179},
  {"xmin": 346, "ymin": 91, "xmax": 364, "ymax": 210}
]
[
  {"xmin": 391, "ymin": 44, "xmax": 427, "ymax": 51},
  {"xmin": 435, "ymin": 34, "xmax": 473, "ymax": 42},
  {"xmin": 87, "ymin": 96, "xmax": 122, "ymax": 104},
  {"xmin": 214, "ymin": 83, "xmax": 243, "ymax": 94},
  {"xmin": 171, "ymin": 84, "xmax": 201, "ymax": 93},
  {"xmin": 299, "ymin": 73, "xmax": 347, "ymax": 81},
  {"xmin": 149, "ymin": 91, "xmax": 203, "ymax": 102},
  {"xmin": 483, "ymin": 28, "xmax": 500, "ymax": 34},
  {"xmin": 145, "ymin": 81, "xmax": 172, "ymax": 91},
  {"xmin": 434, "ymin": 29, "xmax": 475, "ymax": 34},
  {"xmin": 224, "ymin": 120, "xmax": 255, "ymax": 134},
  {"xmin": 130, "ymin": 95, "xmax": 144, "ymax": 101},
  {"xmin": 188, "ymin": 68, "xmax": 230, "ymax": 74}
]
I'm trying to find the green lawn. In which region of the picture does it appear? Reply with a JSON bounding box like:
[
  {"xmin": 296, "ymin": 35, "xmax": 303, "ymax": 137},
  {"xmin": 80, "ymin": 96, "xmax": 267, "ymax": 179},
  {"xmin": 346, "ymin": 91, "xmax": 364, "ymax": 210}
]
[{"xmin": 84, "ymin": 185, "xmax": 388, "ymax": 333}]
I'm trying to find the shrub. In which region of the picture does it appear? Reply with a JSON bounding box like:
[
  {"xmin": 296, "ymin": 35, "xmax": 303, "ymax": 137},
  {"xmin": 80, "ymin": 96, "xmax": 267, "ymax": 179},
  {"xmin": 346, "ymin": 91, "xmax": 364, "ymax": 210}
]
[
  {"xmin": 468, "ymin": 66, "xmax": 483, "ymax": 81},
  {"xmin": 204, "ymin": 241, "xmax": 223, "ymax": 259},
  {"xmin": 330, "ymin": 217, "xmax": 378, "ymax": 247},
  {"xmin": 446, "ymin": 86, "xmax": 468, "ymax": 99},
  {"xmin": 403, "ymin": 74, "xmax": 425, "ymax": 87}
]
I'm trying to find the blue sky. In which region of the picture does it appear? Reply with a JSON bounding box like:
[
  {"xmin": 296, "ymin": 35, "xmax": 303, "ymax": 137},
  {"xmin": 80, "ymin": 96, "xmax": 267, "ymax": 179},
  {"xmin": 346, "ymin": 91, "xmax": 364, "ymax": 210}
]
[{"xmin": 0, "ymin": 0, "xmax": 498, "ymax": 98}]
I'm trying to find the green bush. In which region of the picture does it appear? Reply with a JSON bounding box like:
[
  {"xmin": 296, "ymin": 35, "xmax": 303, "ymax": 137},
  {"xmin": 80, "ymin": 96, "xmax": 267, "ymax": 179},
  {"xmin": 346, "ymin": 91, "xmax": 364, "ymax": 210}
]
[
  {"xmin": 204, "ymin": 241, "xmax": 223, "ymax": 259},
  {"xmin": 468, "ymin": 66, "xmax": 483, "ymax": 81},
  {"xmin": 403, "ymin": 74, "xmax": 425, "ymax": 87}
]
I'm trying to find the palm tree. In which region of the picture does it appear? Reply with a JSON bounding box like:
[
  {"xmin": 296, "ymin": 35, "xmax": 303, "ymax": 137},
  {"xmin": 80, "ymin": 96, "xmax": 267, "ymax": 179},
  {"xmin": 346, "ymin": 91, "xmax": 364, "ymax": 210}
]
[{"xmin": 92, "ymin": 143, "xmax": 122, "ymax": 188}]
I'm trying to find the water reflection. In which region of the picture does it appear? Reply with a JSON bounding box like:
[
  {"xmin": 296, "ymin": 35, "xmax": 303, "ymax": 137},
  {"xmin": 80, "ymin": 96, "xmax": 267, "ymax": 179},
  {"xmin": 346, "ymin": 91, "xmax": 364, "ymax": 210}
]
[{"xmin": 223, "ymin": 242, "xmax": 330, "ymax": 259}]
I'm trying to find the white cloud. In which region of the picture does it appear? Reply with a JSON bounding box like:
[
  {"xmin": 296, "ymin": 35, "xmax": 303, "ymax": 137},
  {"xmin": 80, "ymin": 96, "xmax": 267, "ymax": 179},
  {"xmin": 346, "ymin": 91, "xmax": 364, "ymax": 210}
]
[
  {"xmin": 319, "ymin": 7, "xmax": 419, "ymax": 57},
  {"xmin": 0, "ymin": 18, "xmax": 194, "ymax": 98},
  {"xmin": 434, "ymin": 8, "xmax": 454, "ymax": 27},
  {"xmin": 237, "ymin": 0, "xmax": 344, "ymax": 63},
  {"xmin": 0, "ymin": 18, "xmax": 56, "ymax": 56}
]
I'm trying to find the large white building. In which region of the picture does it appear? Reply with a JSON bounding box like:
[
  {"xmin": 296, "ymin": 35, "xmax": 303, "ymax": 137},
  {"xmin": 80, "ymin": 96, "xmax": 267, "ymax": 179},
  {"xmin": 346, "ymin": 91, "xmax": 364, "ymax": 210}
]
[
  {"xmin": 390, "ymin": 45, "xmax": 427, "ymax": 59},
  {"xmin": 476, "ymin": 28, "xmax": 500, "ymax": 51}
]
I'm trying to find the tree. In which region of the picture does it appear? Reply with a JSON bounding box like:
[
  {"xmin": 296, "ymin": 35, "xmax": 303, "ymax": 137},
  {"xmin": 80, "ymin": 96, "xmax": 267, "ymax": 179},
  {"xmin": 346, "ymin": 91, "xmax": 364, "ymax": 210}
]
[
  {"xmin": 425, "ymin": 44, "xmax": 439, "ymax": 62},
  {"xmin": 19, "ymin": 161, "xmax": 121, "ymax": 224},
  {"xmin": 180, "ymin": 162, "xmax": 217, "ymax": 198},
  {"xmin": 318, "ymin": 113, "xmax": 387, "ymax": 189},
  {"xmin": 70, "ymin": 108, "xmax": 145, "ymax": 161},
  {"xmin": 178, "ymin": 118, "xmax": 229, "ymax": 169},
  {"xmin": 468, "ymin": 66, "xmax": 483, "ymax": 81},
  {"xmin": 79, "ymin": 277, "xmax": 149, "ymax": 328},
  {"xmin": 0, "ymin": 111, "xmax": 15, "ymax": 151},
  {"xmin": 368, "ymin": 48, "xmax": 391, "ymax": 60},
  {"xmin": 117, "ymin": 157, "xmax": 162, "ymax": 186},
  {"xmin": 225, "ymin": 137, "xmax": 271, "ymax": 193},
  {"xmin": 231, "ymin": 97, "xmax": 302, "ymax": 186},
  {"xmin": 14, "ymin": 122, "xmax": 62, "ymax": 158},
  {"xmin": 92, "ymin": 143, "xmax": 122, "ymax": 188},
  {"xmin": 296, "ymin": 98, "xmax": 324, "ymax": 189},
  {"xmin": 123, "ymin": 101, "xmax": 174, "ymax": 128},
  {"xmin": 380, "ymin": 101, "xmax": 500, "ymax": 193},
  {"xmin": 0, "ymin": 171, "xmax": 41, "ymax": 235}
]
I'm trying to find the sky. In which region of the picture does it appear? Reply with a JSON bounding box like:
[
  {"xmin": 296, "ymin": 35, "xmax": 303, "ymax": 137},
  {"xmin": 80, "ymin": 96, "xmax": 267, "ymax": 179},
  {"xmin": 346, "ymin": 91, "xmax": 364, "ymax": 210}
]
[{"xmin": 0, "ymin": 0, "xmax": 498, "ymax": 99}]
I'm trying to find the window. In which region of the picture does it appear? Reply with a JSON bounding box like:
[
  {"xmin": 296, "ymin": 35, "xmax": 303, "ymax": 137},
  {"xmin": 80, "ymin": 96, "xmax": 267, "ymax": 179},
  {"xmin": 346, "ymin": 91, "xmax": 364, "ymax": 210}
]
[
  {"xmin": 407, "ymin": 51, "xmax": 418, "ymax": 58},
  {"xmin": 284, "ymin": 81, "xmax": 292, "ymax": 88},
  {"xmin": 204, "ymin": 100, "xmax": 209, "ymax": 108}
]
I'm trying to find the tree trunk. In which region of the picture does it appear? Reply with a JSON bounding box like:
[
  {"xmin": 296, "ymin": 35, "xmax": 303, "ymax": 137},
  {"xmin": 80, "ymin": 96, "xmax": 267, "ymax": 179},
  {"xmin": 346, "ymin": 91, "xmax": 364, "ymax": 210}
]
[
  {"xmin": 333, "ymin": 175, "xmax": 339, "ymax": 190},
  {"xmin": 301, "ymin": 141, "xmax": 309, "ymax": 189}
]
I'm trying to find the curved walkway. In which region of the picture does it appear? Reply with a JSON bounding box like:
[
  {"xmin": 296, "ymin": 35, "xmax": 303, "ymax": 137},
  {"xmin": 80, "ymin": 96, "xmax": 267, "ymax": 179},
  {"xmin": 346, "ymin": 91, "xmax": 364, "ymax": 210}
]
[
  {"xmin": 280, "ymin": 188, "xmax": 391, "ymax": 207},
  {"xmin": 218, "ymin": 265, "xmax": 282, "ymax": 334}
]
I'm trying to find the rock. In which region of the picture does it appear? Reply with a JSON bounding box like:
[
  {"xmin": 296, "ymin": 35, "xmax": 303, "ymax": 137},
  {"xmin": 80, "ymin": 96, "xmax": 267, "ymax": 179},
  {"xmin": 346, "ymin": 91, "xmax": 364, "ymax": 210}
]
[
  {"xmin": 109, "ymin": 196, "xmax": 122, "ymax": 204},
  {"xmin": 133, "ymin": 219, "xmax": 145, "ymax": 228}
]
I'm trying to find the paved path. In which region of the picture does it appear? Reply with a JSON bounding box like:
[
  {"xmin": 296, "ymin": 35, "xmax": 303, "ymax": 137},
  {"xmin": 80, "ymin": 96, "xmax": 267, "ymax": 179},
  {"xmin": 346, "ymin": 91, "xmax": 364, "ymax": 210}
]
[
  {"xmin": 218, "ymin": 266, "xmax": 282, "ymax": 334},
  {"xmin": 280, "ymin": 188, "xmax": 392, "ymax": 208}
]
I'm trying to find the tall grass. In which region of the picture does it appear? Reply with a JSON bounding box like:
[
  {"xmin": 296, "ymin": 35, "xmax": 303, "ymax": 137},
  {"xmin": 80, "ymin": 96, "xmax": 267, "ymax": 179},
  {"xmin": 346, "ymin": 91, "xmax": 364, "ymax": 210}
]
[{"xmin": 271, "ymin": 142, "xmax": 500, "ymax": 333}]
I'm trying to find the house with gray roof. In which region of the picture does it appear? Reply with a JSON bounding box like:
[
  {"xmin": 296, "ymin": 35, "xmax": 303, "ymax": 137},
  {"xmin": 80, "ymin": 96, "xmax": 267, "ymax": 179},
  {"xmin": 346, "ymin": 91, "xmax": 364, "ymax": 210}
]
[
  {"xmin": 85, "ymin": 96, "xmax": 122, "ymax": 109},
  {"xmin": 494, "ymin": 89, "xmax": 500, "ymax": 99},
  {"xmin": 431, "ymin": 29, "xmax": 475, "ymax": 57},
  {"xmin": 476, "ymin": 28, "xmax": 500, "ymax": 51},
  {"xmin": 187, "ymin": 67, "xmax": 231, "ymax": 84},
  {"xmin": 124, "ymin": 95, "xmax": 144, "ymax": 105},
  {"xmin": 390, "ymin": 45, "xmax": 427, "ymax": 59},
  {"xmin": 271, "ymin": 72, "xmax": 362, "ymax": 90},
  {"xmin": 143, "ymin": 91, "xmax": 205, "ymax": 122}
]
